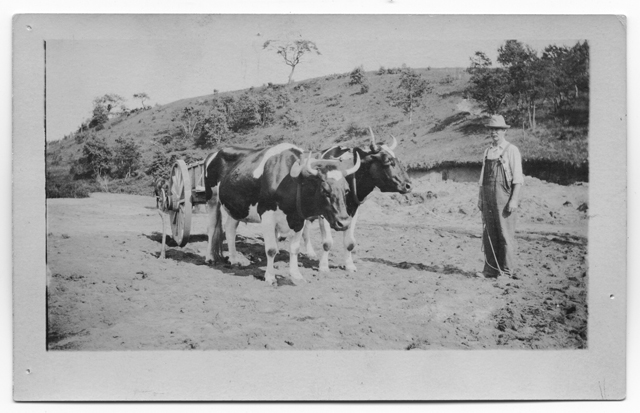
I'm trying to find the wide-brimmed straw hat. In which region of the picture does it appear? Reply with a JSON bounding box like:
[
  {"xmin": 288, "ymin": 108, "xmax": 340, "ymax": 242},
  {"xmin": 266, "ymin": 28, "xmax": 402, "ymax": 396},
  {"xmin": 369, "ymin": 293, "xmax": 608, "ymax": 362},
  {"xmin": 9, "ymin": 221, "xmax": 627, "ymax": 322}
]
[{"xmin": 485, "ymin": 114, "xmax": 511, "ymax": 129}]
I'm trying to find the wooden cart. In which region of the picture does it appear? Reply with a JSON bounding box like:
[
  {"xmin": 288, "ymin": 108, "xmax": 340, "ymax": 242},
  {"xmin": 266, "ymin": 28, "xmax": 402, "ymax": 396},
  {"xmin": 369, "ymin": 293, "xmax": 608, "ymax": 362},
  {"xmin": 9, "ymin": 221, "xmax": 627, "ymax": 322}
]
[{"xmin": 158, "ymin": 159, "xmax": 209, "ymax": 247}]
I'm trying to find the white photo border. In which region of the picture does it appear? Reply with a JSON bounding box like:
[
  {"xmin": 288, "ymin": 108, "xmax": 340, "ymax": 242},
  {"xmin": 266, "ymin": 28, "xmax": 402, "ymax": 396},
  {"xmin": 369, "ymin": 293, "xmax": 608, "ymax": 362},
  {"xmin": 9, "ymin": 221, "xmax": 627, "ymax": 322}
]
[{"xmin": 12, "ymin": 14, "xmax": 626, "ymax": 401}]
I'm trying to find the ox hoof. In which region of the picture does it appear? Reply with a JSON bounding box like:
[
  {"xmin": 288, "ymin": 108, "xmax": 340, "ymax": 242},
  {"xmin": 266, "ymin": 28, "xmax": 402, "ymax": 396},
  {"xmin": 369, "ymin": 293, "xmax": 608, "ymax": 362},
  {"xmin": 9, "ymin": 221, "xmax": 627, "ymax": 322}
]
[
  {"xmin": 319, "ymin": 266, "xmax": 330, "ymax": 273},
  {"xmin": 229, "ymin": 256, "xmax": 251, "ymax": 267},
  {"xmin": 289, "ymin": 270, "xmax": 306, "ymax": 282},
  {"xmin": 345, "ymin": 265, "xmax": 358, "ymax": 273},
  {"xmin": 305, "ymin": 251, "xmax": 318, "ymax": 260},
  {"xmin": 265, "ymin": 274, "xmax": 277, "ymax": 286}
]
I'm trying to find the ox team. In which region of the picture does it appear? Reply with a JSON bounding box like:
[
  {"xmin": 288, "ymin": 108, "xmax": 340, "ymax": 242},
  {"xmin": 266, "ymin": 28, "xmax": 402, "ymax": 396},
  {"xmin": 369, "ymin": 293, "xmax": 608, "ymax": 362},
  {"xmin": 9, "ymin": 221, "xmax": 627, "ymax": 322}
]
[{"xmin": 195, "ymin": 129, "xmax": 411, "ymax": 286}]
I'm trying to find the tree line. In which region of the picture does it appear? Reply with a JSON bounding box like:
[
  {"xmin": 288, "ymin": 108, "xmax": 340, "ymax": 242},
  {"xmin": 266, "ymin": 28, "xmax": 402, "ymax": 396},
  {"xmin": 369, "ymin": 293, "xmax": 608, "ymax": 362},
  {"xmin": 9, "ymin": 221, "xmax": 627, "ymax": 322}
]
[
  {"xmin": 466, "ymin": 40, "xmax": 589, "ymax": 130},
  {"xmin": 70, "ymin": 134, "xmax": 142, "ymax": 180}
]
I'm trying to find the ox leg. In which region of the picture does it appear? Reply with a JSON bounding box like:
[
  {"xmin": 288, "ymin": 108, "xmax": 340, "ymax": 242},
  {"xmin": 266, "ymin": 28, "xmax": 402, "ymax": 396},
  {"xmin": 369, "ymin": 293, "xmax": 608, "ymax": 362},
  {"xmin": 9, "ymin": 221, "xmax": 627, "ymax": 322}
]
[
  {"xmin": 289, "ymin": 227, "xmax": 306, "ymax": 283},
  {"xmin": 205, "ymin": 197, "xmax": 217, "ymax": 263},
  {"xmin": 225, "ymin": 216, "xmax": 251, "ymax": 266},
  {"xmin": 343, "ymin": 208, "xmax": 360, "ymax": 272},
  {"xmin": 158, "ymin": 209, "xmax": 166, "ymax": 259},
  {"xmin": 301, "ymin": 219, "xmax": 318, "ymax": 259},
  {"xmin": 261, "ymin": 210, "xmax": 279, "ymax": 286},
  {"xmin": 318, "ymin": 217, "xmax": 333, "ymax": 273}
]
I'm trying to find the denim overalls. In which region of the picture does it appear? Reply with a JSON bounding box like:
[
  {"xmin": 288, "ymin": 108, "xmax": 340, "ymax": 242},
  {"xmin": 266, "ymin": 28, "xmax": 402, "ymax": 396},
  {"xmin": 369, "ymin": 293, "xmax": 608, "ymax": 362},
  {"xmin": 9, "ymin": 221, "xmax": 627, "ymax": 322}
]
[{"xmin": 480, "ymin": 144, "xmax": 517, "ymax": 277}]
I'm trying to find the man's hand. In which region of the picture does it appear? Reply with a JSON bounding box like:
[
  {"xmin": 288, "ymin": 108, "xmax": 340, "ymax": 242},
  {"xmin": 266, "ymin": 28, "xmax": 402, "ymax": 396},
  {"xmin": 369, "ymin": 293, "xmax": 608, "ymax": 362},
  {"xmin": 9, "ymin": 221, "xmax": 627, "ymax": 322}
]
[
  {"xmin": 477, "ymin": 197, "xmax": 483, "ymax": 211},
  {"xmin": 507, "ymin": 199, "xmax": 518, "ymax": 213}
]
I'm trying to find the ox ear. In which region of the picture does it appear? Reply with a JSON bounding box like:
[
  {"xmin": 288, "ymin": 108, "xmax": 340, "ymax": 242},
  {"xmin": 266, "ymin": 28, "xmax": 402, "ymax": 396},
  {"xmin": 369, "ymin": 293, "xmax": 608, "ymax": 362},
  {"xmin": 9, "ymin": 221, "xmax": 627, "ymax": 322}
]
[{"xmin": 290, "ymin": 160, "xmax": 303, "ymax": 178}]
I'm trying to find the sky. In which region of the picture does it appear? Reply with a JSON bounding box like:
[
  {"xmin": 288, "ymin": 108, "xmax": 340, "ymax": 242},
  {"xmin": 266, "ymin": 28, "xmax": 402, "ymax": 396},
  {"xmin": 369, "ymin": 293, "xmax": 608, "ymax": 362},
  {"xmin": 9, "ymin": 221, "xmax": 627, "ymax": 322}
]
[{"xmin": 44, "ymin": 15, "xmax": 582, "ymax": 141}]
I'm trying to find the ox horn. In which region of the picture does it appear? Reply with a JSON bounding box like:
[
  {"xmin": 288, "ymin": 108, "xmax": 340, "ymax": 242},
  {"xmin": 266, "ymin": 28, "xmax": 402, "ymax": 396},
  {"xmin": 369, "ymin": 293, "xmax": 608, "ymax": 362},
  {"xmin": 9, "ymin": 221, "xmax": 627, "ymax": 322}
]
[
  {"xmin": 369, "ymin": 127, "xmax": 376, "ymax": 146},
  {"xmin": 304, "ymin": 153, "xmax": 319, "ymax": 176},
  {"xmin": 344, "ymin": 152, "xmax": 361, "ymax": 176},
  {"xmin": 290, "ymin": 153, "xmax": 312, "ymax": 178},
  {"xmin": 388, "ymin": 134, "xmax": 398, "ymax": 151}
]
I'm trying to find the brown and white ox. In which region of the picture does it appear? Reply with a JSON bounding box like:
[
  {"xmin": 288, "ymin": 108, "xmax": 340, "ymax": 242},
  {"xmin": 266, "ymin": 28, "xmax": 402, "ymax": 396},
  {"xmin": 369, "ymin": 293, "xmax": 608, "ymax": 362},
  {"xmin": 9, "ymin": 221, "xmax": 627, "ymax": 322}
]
[
  {"xmin": 302, "ymin": 129, "xmax": 412, "ymax": 272},
  {"xmin": 204, "ymin": 143, "xmax": 361, "ymax": 286}
]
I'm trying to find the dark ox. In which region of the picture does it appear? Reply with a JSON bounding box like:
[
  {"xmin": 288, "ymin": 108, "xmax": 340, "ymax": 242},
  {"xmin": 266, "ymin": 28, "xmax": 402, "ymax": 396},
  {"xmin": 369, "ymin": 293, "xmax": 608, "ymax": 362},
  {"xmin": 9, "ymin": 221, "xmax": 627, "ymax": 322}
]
[
  {"xmin": 302, "ymin": 129, "xmax": 412, "ymax": 272},
  {"xmin": 204, "ymin": 143, "xmax": 361, "ymax": 285}
]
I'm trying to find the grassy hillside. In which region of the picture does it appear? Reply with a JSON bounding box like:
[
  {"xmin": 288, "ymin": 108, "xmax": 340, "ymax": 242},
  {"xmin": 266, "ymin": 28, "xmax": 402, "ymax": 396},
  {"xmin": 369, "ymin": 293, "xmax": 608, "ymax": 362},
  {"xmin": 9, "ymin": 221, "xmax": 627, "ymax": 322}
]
[{"xmin": 46, "ymin": 67, "xmax": 589, "ymax": 196}]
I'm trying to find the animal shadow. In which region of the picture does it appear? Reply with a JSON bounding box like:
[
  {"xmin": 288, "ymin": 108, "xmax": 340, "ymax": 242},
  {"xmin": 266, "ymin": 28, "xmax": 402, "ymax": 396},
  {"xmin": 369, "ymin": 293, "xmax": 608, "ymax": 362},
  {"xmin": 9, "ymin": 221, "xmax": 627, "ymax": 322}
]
[
  {"xmin": 154, "ymin": 248, "xmax": 208, "ymax": 266},
  {"xmin": 147, "ymin": 231, "xmax": 317, "ymax": 285},
  {"xmin": 362, "ymin": 257, "xmax": 478, "ymax": 278},
  {"xmin": 146, "ymin": 232, "xmax": 178, "ymax": 247},
  {"xmin": 146, "ymin": 232, "xmax": 209, "ymax": 245}
]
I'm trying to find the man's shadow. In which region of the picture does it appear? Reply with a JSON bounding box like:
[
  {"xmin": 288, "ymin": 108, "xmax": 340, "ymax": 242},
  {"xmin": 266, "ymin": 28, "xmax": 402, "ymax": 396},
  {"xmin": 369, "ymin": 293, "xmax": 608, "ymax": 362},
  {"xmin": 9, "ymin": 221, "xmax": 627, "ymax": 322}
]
[{"xmin": 362, "ymin": 257, "xmax": 478, "ymax": 278}]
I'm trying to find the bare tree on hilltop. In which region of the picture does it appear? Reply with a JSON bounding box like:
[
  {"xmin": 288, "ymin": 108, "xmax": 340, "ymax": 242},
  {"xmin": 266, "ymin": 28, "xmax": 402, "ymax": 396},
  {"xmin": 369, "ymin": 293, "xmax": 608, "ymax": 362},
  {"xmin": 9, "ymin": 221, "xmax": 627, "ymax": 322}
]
[
  {"xmin": 133, "ymin": 92, "xmax": 150, "ymax": 109},
  {"xmin": 263, "ymin": 39, "xmax": 321, "ymax": 84}
]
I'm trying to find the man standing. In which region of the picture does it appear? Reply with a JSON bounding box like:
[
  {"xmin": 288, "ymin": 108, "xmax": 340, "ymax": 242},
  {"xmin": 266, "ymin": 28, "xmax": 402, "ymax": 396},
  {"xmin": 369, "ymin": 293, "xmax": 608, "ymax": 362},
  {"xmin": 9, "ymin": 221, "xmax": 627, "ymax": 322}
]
[{"xmin": 476, "ymin": 115, "xmax": 524, "ymax": 279}]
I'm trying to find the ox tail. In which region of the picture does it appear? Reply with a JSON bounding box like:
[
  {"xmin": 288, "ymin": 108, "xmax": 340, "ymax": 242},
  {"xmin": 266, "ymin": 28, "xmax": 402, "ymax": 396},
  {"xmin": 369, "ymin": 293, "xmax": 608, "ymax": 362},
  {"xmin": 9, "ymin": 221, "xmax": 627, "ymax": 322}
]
[{"xmin": 211, "ymin": 196, "xmax": 226, "ymax": 264}]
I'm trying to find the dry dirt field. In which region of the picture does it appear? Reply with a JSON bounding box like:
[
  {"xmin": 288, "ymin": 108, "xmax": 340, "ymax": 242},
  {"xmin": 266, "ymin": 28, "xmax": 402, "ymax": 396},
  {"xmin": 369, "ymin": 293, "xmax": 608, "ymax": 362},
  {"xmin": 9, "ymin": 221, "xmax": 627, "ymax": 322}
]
[{"xmin": 46, "ymin": 176, "xmax": 588, "ymax": 350}]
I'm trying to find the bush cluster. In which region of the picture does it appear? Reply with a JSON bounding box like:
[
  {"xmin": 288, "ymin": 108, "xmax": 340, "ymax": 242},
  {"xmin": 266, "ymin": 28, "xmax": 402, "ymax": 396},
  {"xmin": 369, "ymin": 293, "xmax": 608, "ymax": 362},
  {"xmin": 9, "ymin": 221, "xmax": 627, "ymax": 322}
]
[
  {"xmin": 46, "ymin": 176, "xmax": 99, "ymax": 198},
  {"xmin": 348, "ymin": 65, "xmax": 370, "ymax": 94}
]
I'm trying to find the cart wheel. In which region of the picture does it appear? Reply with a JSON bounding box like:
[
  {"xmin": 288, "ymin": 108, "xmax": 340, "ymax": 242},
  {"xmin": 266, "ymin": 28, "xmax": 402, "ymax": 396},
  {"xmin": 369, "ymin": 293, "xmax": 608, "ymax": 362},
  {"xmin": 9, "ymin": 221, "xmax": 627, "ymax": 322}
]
[{"xmin": 169, "ymin": 160, "xmax": 192, "ymax": 247}]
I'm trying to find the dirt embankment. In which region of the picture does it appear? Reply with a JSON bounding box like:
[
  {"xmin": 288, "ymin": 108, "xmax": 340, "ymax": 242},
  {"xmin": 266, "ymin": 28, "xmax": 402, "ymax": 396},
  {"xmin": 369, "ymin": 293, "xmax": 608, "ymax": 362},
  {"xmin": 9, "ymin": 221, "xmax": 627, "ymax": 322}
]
[{"xmin": 46, "ymin": 176, "xmax": 588, "ymax": 350}]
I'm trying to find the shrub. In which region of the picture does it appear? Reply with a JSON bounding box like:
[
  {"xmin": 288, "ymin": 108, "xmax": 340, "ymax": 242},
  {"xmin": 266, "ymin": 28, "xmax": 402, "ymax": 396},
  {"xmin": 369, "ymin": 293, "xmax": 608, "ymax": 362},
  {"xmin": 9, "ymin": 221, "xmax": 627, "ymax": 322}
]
[
  {"xmin": 343, "ymin": 122, "xmax": 367, "ymax": 140},
  {"xmin": 264, "ymin": 134, "xmax": 284, "ymax": 146},
  {"xmin": 228, "ymin": 93, "xmax": 259, "ymax": 131},
  {"xmin": 275, "ymin": 92, "xmax": 292, "ymax": 109},
  {"xmin": 146, "ymin": 150, "xmax": 176, "ymax": 180},
  {"xmin": 201, "ymin": 107, "xmax": 230, "ymax": 148},
  {"xmin": 113, "ymin": 136, "xmax": 142, "ymax": 178},
  {"xmin": 349, "ymin": 65, "xmax": 370, "ymax": 94},
  {"xmin": 440, "ymin": 74, "xmax": 455, "ymax": 84},
  {"xmin": 256, "ymin": 96, "xmax": 276, "ymax": 126},
  {"xmin": 73, "ymin": 135, "xmax": 113, "ymax": 178},
  {"xmin": 46, "ymin": 176, "xmax": 98, "ymax": 198}
]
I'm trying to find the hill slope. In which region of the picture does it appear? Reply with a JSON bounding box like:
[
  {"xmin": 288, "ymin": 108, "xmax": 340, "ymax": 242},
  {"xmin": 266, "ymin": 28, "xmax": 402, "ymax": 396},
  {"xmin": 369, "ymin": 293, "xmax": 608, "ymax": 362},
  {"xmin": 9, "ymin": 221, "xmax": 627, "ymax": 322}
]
[{"xmin": 46, "ymin": 67, "xmax": 589, "ymax": 195}]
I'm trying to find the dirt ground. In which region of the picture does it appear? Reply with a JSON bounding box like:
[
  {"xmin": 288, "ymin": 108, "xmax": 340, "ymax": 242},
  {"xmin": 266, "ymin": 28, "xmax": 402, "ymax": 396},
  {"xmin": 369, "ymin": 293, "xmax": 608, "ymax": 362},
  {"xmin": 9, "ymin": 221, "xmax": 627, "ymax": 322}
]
[{"xmin": 46, "ymin": 176, "xmax": 588, "ymax": 350}]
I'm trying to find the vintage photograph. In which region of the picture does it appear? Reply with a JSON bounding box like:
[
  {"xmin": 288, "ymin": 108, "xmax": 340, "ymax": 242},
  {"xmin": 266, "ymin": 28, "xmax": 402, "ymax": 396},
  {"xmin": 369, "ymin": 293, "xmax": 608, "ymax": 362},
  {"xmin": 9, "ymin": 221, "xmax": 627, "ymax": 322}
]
[
  {"xmin": 43, "ymin": 15, "xmax": 591, "ymax": 351},
  {"xmin": 12, "ymin": 12, "xmax": 627, "ymax": 401}
]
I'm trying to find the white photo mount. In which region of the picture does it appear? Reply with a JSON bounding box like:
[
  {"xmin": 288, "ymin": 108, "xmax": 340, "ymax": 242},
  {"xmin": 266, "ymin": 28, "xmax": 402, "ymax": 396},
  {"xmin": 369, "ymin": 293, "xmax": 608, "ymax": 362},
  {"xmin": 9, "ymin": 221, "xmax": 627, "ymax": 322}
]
[{"xmin": 13, "ymin": 14, "xmax": 626, "ymax": 401}]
